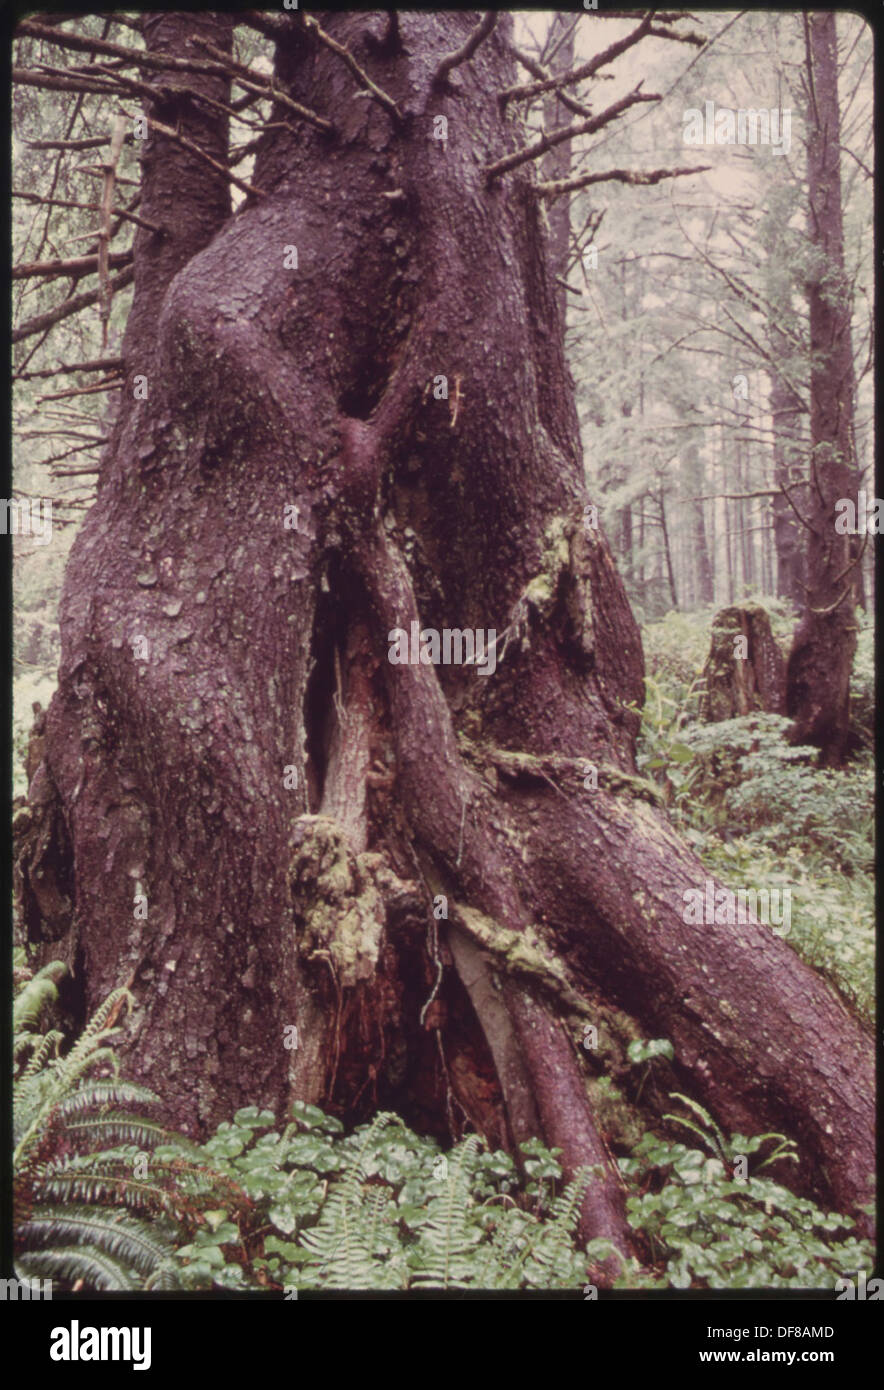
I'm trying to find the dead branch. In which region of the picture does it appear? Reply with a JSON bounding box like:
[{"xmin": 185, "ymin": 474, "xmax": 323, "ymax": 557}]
[
  {"xmin": 14, "ymin": 356, "xmax": 124, "ymax": 381},
  {"xmin": 191, "ymin": 37, "xmax": 335, "ymax": 135},
  {"xmin": 13, "ymin": 249, "xmax": 132, "ymax": 281},
  {"xmin": 24, "ymin": 134, "xmax": 130, "ymax": 151},
  {"xmin": 13, "ymin": 66, "xmax": 119, "ymax": 96},
  {"xmin": 12, "ymin": 265, "xmax": 135, "ymax": 343},
  {"xmin": 301, "ymin": 14, "xmax": 402, "ymax": 123},
  {"xmin": 535, "ymin": 163, "xmax": 711, "ymax": 199},
  {"xmin": 18, "ymin": 12, "xmax": 90, "ymax": 27},
  {"xmin": 13, "ymin": 190, "xmax": 161, "ymax": 235},
  {"xmin": 647, "ymin": 23, "xmax": 707, "ymax": 46},
  {"xmin": 505, "ymin": 43, "xmax": 594, "ymax": 119},
  {"xmin": 146, "ymin": 114, "xmax": 262, "ymax": 199},
  {"xmin": 499, "ymin": 12, "xmax": 653, "ymax": 106},
  {"xmin": 433, "ymin": 13, "xmax": 498, "ymax": 88},
  {"xmin": 485, "ymin": 86, "xmax": 659, "ymax": 182},
  {"xmin": 14, "ymin": 20, "xmax": 230, "ymax": 79},
  {"xmin": 38, "ymin": 377, "xmax": 123, "ymax": 403}
]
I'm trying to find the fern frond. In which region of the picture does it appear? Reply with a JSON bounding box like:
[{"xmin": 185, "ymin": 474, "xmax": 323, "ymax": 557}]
[
  {"xmin": 19, "ymin": 1030, "xmax": 64, "ymax": 1077},
  {"xmin": 298, "ymin": 1113, "xmax": 401, "ymax": 1288},
  {"xmin": 144, "ymin": 1261, "xmax": 184, "ymax": 1291},
  {"xmin": 57, "ymin": 1080, "xmax": 162, "ymax": 1117},
  {"xmin": 413, "ymin": 1135, "xmax": 482, "ymax": 1288},
  {"xmin": 64, "ymin": 1115, "xmax": 171, "ymax": 1150},
  {"xmin": 13, "ymin": 962, "xmax": 67, "ymax": 1033},
  {"xmin": 19, "ymin": 1205, "xmax": 174, "ymax": 1276},
  {"xmin": 15, "ymin": 1245, "xmax": 139, "ymax": 1291},
  {"xmin": 665, "ymin": 1093, "xmax": 728, "ymax": 1161},
  {"xmin": 32, "ymin": 1164, "xmax": 185, "ymax": 1218},
  {"xmin": 56, "ymin": 987, "xmax": 133, "ymax": 1085},
  {"xmin": 55, "ymin": 1041, "xmax": 122, "ymax": 1091}
]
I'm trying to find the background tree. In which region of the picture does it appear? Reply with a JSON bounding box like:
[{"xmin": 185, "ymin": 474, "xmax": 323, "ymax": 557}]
[{"xmin": 785, "ymin": 10, "xmax": 864, "ymax": 764}]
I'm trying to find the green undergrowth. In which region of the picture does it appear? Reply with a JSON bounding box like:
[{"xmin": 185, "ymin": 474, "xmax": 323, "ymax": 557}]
[
  {"xmin": 637, "ymin": 609, "xmax": 874, "ymax": 1025},
  {"xmin": 12, "ymin": 964, "xmax": 873, "ymax": 1294}
]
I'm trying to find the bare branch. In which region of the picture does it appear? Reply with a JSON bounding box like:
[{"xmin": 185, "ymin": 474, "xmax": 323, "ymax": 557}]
[
  {"xmin": 17, "ymin": 19, "xmax": 333, "ymax": 137},
  {"xmin": 24, "ymin": 134, "xmax": 130, "ymax": 151},
  {"xmin": 21, "ymin": 62, "xmax": 166, "ymax": 107},
  {"xmin": 13, "ymin": 189, "xmax": 161, "ymax": 235},
  {"xmin": 555, "ymin": 275, "xmax": 584, "ymax": 297},
  {"xmin": 191, "ymin": 38, "xmax": 335, "ymax": 135},
  {"xmin": 13, "ymin": 66, "xmax": 119, "ymax": 96},
  {"xmin": 13, "ymin": 265, "xmax": 135, "ymax": 343},
  {"xmin": 13, "ymin": 249, "xmax": 132, "ymax": 281},
  {"xmin": 301, "ymin": 14, "xmax": 402, "ymax": 123},
  {"xmin": 38, "ymin": 377, "xmax": 123, "ymax": 404},
  {"xmin": 499, "ymin": 12, "xmax": 653, "ymax": 105},
  {"xmin": 840, "ymin": 143, "xmax": 873, "ymax": 179},
  {"xmin": 147, "ymin": 114, "xmax": 262, "ymax": 199},
  {"xmin": 647, "ymin": 24, "xmax": 707, "ymax": 47},
  {"xmin": 433, "ymin": 13, "xmax": 498, "ymax": 88},
  {"xmin": 14, "ymin": 356, "xmax": 124, "ymax": 382},
  {"xmin": 19, "ymin": 12, "xmax": 90, "ymax": 27},
  {"xmin": 536, "ymin": 163, "xmax": 711, "ymax": 199},
  {"xmin": 15, "ymin": 20, "xmax": 230, "ymax": 79},
  {"xmin": 598, "ymin": 9, "xmax": 696, "ymax": 18},
  {"xmin": 96, "ymin": 116, "xmax": 127, "ymax": 347},
  {"xmin": 505, "ymin": 43, "xmax": 594, "ymax": 119},
  {"xmin": 485, "ymin": 86, "xmax": 659, "ymax": 182},
  {"xmin": 30, "ymin": 440, "xmax": 102, "ymax": 467},
  {"xmin": 74, "ymin": 162, "xmax": 138, "ymax": 188}
]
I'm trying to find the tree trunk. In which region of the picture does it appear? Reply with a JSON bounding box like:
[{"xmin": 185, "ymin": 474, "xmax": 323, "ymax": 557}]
[
  {"xmin": 541, "ymin": 13, "xmax": 575, "ymax": 325},
  {"xmin": 686, "ymin": 439, "xmax": 714, "ymax": 605},
  {"xmin": 16, "ymin": 12, "xmax": 873, "ymax": 1261},
  {"xmin": 769, "ymin": 339, "xmax": 806, "ymax": 604},
  {"xmin": 786, "ymin": 11, "xmax": 862, "ymax": 765},
  {"xmin": 658, "ymin": 488, "xmax": 678, "ymax": 609}
]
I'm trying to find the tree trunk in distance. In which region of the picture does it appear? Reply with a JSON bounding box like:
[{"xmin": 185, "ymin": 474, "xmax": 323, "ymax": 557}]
[
  {"xmin": 786, "ymin": 11, "xmax": 862, "ymax": 766},
  {"xmin": 769, "ymin": 337, "xmax": 806, "ymax": 604}
]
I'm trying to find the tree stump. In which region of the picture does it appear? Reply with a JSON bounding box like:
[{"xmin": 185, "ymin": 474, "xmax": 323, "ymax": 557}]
[{"xmin": 698, "ymin": 604, "xmax": 786, "ymax": 722}]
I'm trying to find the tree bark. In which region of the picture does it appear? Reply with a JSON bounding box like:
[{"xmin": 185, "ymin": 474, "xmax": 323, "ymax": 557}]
[
  {"xmin": 769, "ymin": 333, "xmax": 806, "ymax": 604},
  {"xmin": 16, "ymin": 12, "xmax": 873, "ymax": 1266}
]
